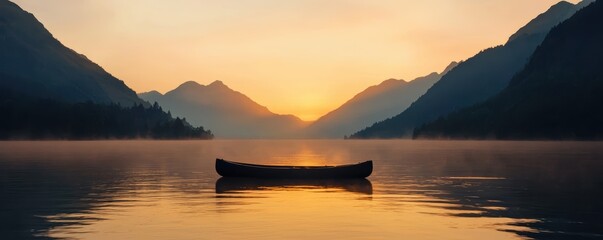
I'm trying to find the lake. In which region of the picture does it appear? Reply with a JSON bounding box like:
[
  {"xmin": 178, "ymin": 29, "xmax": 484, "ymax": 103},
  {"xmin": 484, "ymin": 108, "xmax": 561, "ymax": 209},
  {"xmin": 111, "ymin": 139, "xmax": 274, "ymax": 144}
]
[{"xmin": 1, "ymin": 140, "xmax": 602, "ymax": 240}]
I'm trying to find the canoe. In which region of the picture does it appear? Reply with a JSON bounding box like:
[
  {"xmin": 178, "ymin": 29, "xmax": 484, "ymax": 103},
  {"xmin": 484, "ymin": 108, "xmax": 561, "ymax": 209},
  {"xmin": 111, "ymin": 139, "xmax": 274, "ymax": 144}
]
[
  {"xmin": 215, "ymin": 158, "xmax": 372, "ymax": 179},
  {"xmin": 215, "ymin": 177, "xmax": 373, "ymax": 195}
]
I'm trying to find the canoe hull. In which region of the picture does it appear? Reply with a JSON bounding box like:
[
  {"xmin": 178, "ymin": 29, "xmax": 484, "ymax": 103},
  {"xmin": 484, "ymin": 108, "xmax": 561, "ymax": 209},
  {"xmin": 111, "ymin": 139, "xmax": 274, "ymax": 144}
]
[
  {"xmin": 215, "ymin": 159, "xmax": 372, "ymax": 179},
  {"xmin": 215, "ymin": 177, "xmax": 373, "ymax": 195}
]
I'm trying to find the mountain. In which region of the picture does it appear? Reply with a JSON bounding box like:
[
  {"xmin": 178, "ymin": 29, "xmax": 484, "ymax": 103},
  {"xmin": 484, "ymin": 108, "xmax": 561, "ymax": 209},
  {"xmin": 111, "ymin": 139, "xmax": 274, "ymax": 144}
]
[
  {"xmin": 0, "ymin": 0, "xmax": 143, "ymax": 105},
  {"xmin": 0, "ymin": 0, "xmax": 212, "ymax": 139},
  {"xmin": 306, "ymin": 62, "xmax": 458, "ymax": 138},
  {"xmin": 414, "ymin": 0, "xmax": 603, "ymax": 140},
  {"xmin": 506, "ymin": 1, "xmax": 583, "ymax": 42},
  {"xmin": 350, "ymin": 1, "xmax": 586, "ymax": 139},
  {"xmin": 139, "ymin": 81, "xmax": 309, "ymax": 138},
  {"xmin": 0, "ymin": 88, "xmax": 214, "ymax": 140}
]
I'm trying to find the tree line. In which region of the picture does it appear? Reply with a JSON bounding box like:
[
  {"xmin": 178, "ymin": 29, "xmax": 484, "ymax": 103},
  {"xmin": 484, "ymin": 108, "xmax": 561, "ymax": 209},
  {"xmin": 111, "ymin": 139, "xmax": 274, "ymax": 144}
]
[{"xmin": 0, "ymin": 88, "xmax": 213, "ymax": 140}]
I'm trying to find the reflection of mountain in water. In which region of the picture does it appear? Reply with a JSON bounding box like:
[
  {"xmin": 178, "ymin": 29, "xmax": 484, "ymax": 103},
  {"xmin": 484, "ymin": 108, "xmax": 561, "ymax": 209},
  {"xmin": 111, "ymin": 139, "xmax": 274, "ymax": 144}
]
[
  {"xmin": 2, "ymin": 140, "xmax": 603, "ymax": 240},
  {"xmin": 432, "ymin": 180, "xmax": 601, "ymax": 239},
  {"xmin": 215, "ymin": 177, "xmax": 373, "ymax": 195},
  {"xmin": 0, "ymin": 160, "xmax": 129, "ymax": 239},
  {"xmin": 397, "ymin": 159, "xmax": 603, "ymax": 239},
  {"xmin": 0, "ymin": 142, "xmax": 215, "ymax": 239}
]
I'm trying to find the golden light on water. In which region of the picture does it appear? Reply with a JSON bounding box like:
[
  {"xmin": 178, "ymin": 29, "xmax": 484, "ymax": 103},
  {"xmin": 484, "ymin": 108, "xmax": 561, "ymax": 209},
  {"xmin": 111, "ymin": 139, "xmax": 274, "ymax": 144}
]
[
  {"xmin": 43, "ymin": 182, "xmax": 536, "ymax": 240},
  {"xmin": 5, "ymin": 140, "xmax": 602, "ymax": 239}
]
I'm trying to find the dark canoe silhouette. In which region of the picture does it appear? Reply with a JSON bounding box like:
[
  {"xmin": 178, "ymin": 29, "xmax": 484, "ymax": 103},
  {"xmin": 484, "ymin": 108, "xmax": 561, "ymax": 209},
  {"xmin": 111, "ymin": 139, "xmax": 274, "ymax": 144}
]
[
  {"xmin": 215, "ymin": 177, "xmax": 373, "ymax": 195},
  {"xmin": 215, "ymin": 159, "xmax": 372, "ymax": 179}
]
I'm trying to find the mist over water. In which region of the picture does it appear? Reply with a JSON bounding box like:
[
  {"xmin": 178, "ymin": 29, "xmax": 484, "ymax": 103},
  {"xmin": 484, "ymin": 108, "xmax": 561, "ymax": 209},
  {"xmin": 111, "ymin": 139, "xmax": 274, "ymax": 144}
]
[{"xmin": 1, "ymin": 140, "xmax": 602, "ymax": 239}]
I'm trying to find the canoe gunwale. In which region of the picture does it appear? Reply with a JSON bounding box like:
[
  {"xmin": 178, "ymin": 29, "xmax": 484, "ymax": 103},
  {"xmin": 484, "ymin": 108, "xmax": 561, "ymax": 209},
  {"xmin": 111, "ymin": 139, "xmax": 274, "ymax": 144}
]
[
  {"xmin": 217, "ymin": 158, "xmax": 364, "ymax": 169},
  {"xmin": 215, "ymin": 158, "xmax": 373, "ymax": 179}
]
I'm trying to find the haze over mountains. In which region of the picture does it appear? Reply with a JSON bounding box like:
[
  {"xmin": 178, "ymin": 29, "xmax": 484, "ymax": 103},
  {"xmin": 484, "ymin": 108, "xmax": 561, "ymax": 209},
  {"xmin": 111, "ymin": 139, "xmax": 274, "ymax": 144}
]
[
  {"xmin": 0, "ymin": 0, "xmax": 143, "ymax": 106},
  {"xmin": 0, "ymin": 0, "xmax": 212, "ymax": 139},
  {"xmin": 3, "ymin": 0, "xmax": 601, "ymax": 140},
  {"xmin": 139, "ymin": 0, "xmax": 598, "ymax": 139},
  {"xmin": 351, "ymin": 0, "xmax": 591, "ymax": 139},
  {"xmin": 306, "ymin": 62, "xmax": 458, "ymax": 138},
  {"xmin": 415, "ymin": 0, "xmax": 603, "ymax": 140},
  {"xmin": 139, "ymin": 81, "xmax": 308, "ymax": 138},
  {"xmin": 140, "ymin": 62, "xmax": 461, "ymax": 139}
]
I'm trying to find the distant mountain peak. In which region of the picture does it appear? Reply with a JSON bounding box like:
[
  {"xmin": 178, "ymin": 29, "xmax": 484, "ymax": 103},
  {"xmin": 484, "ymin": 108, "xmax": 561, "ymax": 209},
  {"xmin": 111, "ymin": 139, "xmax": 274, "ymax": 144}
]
[
  {"xmin": 307, "ymin": 65, "xmax": 448, "ymax": 138},
  {"xmin": 139, "ymin": 79, "xmax": 308, "ymax": 138},
  {"xmin": 209, "ymin": 80, "xmax": 225, "ymax": 86},
  {"xmin": 137, "ymin": 90, "xmax": 164, "ymax": 101},
  {"xmin": 506, "ymin": 1, "xmax": 576, "ymax": 43},
  {"xmin": 442, "ymin": 61, "xmax": 459, "ymax": 75},
  {"xmin": 179, "ymin": 80, "xmax": 202, "ymax": 88},
  {"xmin": 176, "ymin": 80, "xmax": 231, "ymax": 91},
  {"xmin": 547, "ymin": 1, "xmax": 576, "ymax": 13},
  {"xmin": 207, "ymin": 80, "xmax": 232, "ymax": 91},
  {"xmin": 143, "ymin": 90, "xmax": 162, "ymax": 95}
]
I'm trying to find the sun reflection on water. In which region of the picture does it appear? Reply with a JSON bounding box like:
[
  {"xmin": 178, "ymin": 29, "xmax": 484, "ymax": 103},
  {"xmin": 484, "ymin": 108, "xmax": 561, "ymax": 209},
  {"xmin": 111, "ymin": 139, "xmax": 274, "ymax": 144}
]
[
  {"xmin": 2, "ymin": 140, "xmax": 602, "ymax": 240},
  {"xmin": 42, "ymin": 179, "xmax": 534, "ymax": 240}
]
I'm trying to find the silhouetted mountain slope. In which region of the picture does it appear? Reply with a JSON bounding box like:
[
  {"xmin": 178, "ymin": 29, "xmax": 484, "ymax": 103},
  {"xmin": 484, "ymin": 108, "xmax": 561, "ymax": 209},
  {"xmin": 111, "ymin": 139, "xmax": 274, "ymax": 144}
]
[
  {"xmin": 507, "ymin": 1, "xmax": 578, "ymax": 42},
  {"xmin": 139, "ymin": 81, "xmax": 308, "ymax": 138},
  {"xmin": 0, "ymin": 1, "xmax": 213, "ymax": 139},
  {"xmin": 306, "ymin": 62, "xmax": 457, "ymax": 138},
  {"xmin": 414, "ymin": 0, "xmax": 603, "ymax": 140},
  {"xmin": 350, "ymin": 1, "xmax": 584, "ymax": 139},
  {"xmin": 0, "ymin": 0, "xmax": 143, "ymax": 105}
]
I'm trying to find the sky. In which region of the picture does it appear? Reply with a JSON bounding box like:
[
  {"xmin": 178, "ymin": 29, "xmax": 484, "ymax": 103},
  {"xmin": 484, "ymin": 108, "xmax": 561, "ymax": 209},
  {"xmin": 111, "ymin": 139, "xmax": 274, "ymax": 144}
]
[{"xmin": 12, "ymin": 0, "xmax": 580, "ymax": 121}]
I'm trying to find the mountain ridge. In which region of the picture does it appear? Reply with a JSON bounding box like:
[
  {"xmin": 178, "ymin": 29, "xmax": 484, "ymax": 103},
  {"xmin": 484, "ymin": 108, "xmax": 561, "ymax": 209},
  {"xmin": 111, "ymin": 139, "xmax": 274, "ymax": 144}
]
[
  {"xmin": 0, "ymin": 0, "xmax": 214, "ymax": 140},
  {"xmin": 414, "ymin": 0, "xmax": 603, "ymax": 140},
  {"xmin": 0, "ymin": 0, "xmax": 144, "ymax": 106},
  {"xmin": 350, "ymin": 1, "xmax": 584, "ymax": 139},
  {"xmin": 139, "ymin": 80, "xmax": 308, "ymax": 138},
  {"xmin": 306, "ymin": 61, "xmax": 458, "ymax": 138}
]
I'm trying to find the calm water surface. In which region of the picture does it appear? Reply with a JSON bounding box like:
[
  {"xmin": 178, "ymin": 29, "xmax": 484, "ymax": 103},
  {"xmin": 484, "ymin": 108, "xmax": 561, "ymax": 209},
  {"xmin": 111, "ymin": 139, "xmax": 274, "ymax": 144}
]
[{"xmin": 1, "ymin": 140, "xmax": 602, "ymax": 240}]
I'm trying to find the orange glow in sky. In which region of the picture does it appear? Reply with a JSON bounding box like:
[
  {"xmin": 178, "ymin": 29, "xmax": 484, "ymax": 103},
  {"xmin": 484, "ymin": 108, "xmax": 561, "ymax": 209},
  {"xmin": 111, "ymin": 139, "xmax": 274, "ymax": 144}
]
[{"xmin": 12, "ymin": 0, "xmax": 580, "ymax": 121}]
